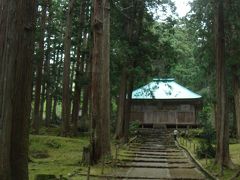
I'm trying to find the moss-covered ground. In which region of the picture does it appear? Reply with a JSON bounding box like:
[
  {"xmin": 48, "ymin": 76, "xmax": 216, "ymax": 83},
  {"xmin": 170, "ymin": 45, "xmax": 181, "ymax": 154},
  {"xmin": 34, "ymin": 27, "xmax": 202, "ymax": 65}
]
[
  {"xmin": 28, "ymin": 128, "xmax": 128, "ymax": 180},
  {"xmin": 29, "ymin": 134, "xmax": 88, "ymax": 179}
]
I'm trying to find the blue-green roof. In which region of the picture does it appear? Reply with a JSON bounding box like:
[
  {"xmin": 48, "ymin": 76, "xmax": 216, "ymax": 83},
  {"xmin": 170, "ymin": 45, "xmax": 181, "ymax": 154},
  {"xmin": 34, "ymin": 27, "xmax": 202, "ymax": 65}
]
[{"xmin": 132, "ymin": 78, "xmax": 202, "ymax": 100}]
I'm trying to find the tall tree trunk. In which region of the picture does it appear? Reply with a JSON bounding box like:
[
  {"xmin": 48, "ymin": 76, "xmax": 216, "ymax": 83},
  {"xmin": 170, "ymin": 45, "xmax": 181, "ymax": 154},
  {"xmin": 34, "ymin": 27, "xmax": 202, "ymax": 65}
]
[
  {"xmin": 71, "ymin": 0, "xmax": 87, "ymax": 135},
  {"xmin": 51, "ymin": 46, "xmax": 60, "ymax": 123},
  {"xmin": 123, "ymin": 78, "xmax": 134, "ymax": 143},
  {"xmin": 71, "ymin": 48, "xmax": 82, "ymax": 135},
  {"xmin": 62, "ymin": 0, "xmax": 76, "ymax": 136},
  {"xmin": 45, "ymin": 94, "xmax": 52, "ymax": 127},
  {"xmin": 100, "ymin": 0, "xmax": 111, "ymax": 155},
  {"xmin": 81, "ymin": 0, "xmax": 92, "ymax": 130},
  {"xmin": 33, "ymin": 0, "xmax": 47, "ymax": 134},
  {"xmin": 52, "ymin": 97, "xmax": 57, "ymax": 122},
  {"xmin": 69, "ymin": 61, "xmax": 76, "ymax": 96},
  {"xmin": 232, "ymin": 65, "xmax": 240, "ymax": 140},
  {"xmin": 45, "ymin": 0, "xmax": 53, "ymax": 127},
  {"xmin": 115, "ymin": 70, "xmax": 127, "ymax": 140},
  {"xmin": 40, "ymin": 81, "xmax": 46, "ymax": 122},
  {"xmin": 0, "ymin": 2, "xmax": 14, "ymax": 175},
  {"xmin": 0, "ymin": 0, "xmax": 36, "ymax": 179},
  {"xmin": 214, "ymin": 0, "xmax": 232, "ymax": 168},
  {"xmin": 81, "ymin": 57, "xmax": 91, "ymax": 131},
  {"xmin": 91, "ymin": 0, "xmax": 108, "ymax": 163}
]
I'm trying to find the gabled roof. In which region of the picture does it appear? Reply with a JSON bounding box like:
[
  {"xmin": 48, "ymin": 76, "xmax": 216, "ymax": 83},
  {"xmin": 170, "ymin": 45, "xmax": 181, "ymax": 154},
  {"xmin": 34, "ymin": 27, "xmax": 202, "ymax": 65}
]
[{"xmin": 132, "ymin": 78, "xmax": 202, "ymax": 100}]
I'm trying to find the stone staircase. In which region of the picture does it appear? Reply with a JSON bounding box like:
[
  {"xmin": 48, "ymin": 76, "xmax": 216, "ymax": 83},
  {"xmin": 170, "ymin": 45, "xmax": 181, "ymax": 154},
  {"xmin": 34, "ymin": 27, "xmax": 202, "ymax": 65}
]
[{"xmin": 113, "ymin": 128, "xmax": 206, "ymax": 179}]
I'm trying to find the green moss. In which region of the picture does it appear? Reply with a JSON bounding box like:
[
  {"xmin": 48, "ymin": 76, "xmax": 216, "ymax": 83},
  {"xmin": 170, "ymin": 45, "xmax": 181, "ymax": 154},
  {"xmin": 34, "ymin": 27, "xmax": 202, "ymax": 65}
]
[
  {"xmin": 29, "ymin": 133, "xmax": 127, "ymax": 179},
  {"xmin": 29, "ymin": 135, "xmax": 89, "ymax": 180},
  {"xmin": 230, "ymin": 143, "xmax": 240, "ymax": 164}
]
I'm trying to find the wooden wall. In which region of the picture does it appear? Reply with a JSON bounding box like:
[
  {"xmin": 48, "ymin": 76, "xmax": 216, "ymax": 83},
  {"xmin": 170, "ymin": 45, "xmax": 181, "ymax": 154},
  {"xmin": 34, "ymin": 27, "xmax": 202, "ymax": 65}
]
[{"xmin": 130, "ymin": 101, "xmax": 197, "ymax": 126}]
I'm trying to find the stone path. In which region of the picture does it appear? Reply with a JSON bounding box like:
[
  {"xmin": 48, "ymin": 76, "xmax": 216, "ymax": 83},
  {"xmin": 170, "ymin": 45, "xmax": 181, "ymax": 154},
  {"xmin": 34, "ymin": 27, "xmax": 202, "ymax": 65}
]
[{"xmin": 113, "ymin": 128, "xmax": 206, "ymax": 179}]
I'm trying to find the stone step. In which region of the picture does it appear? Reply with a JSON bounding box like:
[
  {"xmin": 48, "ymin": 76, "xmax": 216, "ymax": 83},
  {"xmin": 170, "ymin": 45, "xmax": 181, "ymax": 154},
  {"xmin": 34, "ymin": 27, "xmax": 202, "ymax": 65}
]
[
  {"xmin": 124, "ymin": 150, "xmax": 183, "ymax": 156},
  {"xmin": 127, "ymin": 149, "xmax": 181, "ymax": 153},
  {"xmin": 120, "ymin": 158, "xmax": 190, "ymax": 164},
  {"xmin": 142, "ymin": 141, "xmax": 175, "ymax": 144},
  {"xmin": 116, "ymin": 162, "xmax": 195, "ymax": 169},
  {"xmin": 130, "ymin": 144, "xmax": 177, "ymax": 147},
  {"xmin": 136, "ymin": 138, "xmax": 173, "ymax": 141},
  {"xmin": 111, "ymin": 167, "xmax": 205, "ymax": 180},
  {"xmin": 130, "ymin": 143, "xmax": 175, "ymax": 147},
  {"xmin": 124, "ymin": 150, "xmax": 183, "ymax": 154},
  {"xmin": 139, "ymin": 134, "xmax": 171, "ymax": 136},
  {"xmin": 140, "ymin": 140, "xmax": 174, "ymax": 142},
  {"xmin": 139, "ymin": 137, "xmax": 173, "ymax": 139},
  {"xmin": 138, "ymin": 134, "xmax": 172, "ymax": 137},
  {"xmin": 106, "ymin": 129, "xmax": 206, "ymax": 180},
  {"xmin": 139, "ymin": 145, "xmax": 176, "ymax": 149},
  {"xmin": 139, "ymin": 141, "xmax": 175, "ymax": 144},
  {"xmin": 121, "ymin": 158, "xmax": 190, "ymax": 163},
  {"xmin": 169, "ymin": 168, "xmax": 206, "ymax": 179},
  {"xmin": 130, "ymin": 146, "xmax": 178, "ymax": 150},
  {"xmin": 138, "ymin": 129, "xmax": 169, "ymax": 132},
  {"xmin": 136, "ymin": 143, "xmax": 175, "ymax": 146},
  {"xmin": 120, "ymin": 154, "xmax": 187, "ymax": 160},
  {"xmin": 125, "ymin": 151, "xmax": 183, "ymax": 156},
  {"xmin": 78, "ymin": 172, "xmax": 205, "ymax": 180},
  {"xmin": 139, "ymin": 137, "xmax": 172, "ymax": 139}
]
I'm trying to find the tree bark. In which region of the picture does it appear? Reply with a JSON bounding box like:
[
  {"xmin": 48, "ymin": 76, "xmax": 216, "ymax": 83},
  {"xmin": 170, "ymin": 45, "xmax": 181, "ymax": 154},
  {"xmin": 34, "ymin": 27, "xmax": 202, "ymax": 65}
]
[
  {"xmin": 33, "ymin": 0, "xmax": 47, "ymax": 134},
  {"xmin": 81, "ymin": 25, "xmax": 92, "ymax": 131},
  {"xmin": 100, "ymin": 0, "xmax": 111, "ymax": 155},
  {"xmin": 40, "ymin": 81, "xmax": 46, "ymax": 122},
  {"xmin": 0, "ymin": 1, "xmax": 14, "ymax": 174},
  {"xmin": 69, "ymin": 61, "xmax": 76, "ymax": 97},
  {"xmin": 45, "ymin": 95, "xmax": 52, "ymax": 127},
  {"xmin": 0, "ymin": 0, "xmax": 36, "ymax": 179},
  {"xmin": 71, "ymin": 47, "xmax": 82, "ymax": 135},
  {"xmin": 71, "ymin": 0, "xmax": 87, "ymax": 135},
  {"xmin": 115, "ymin": 70, "xmax": 127, "ymax": 140},
  {"xmin": 81, "ymin": 57, "xmax": 91, "ymax": 131},
  {"xmin": 51, "ymin": 46, "xmax": 61, "ymax": 123},
  {"xmin": 214, "ymin": 0, "xmax": 232, "ymax": 168},
  {"xmin": 62, "ymin": 0, "xmax": 76, "ymax": 136},
  {"xmin": 45, "ymin": 0, "xmax": 53, "ymax": 127},
  {"xmin": 123, "ymin": 77, "xmax": 134, "ymax": 143},
  {"xmin": 91, "ymin": 0, "xmax": 104, "ymax": 163},
  {"xmin": 232, "ymin": 65, "xmax": 240, "ymax": 140}
]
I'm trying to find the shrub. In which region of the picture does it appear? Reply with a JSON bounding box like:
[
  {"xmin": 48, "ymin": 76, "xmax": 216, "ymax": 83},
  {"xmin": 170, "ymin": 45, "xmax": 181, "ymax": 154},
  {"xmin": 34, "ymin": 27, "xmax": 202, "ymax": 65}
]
[
  {"xmin": 129, "ymin": 120, "xmax": 140, "ymax": 136},
  {"xmin": 196, "ymin": 141, "xmax": 215, "ymax": 159},
  {"xmin": 188, "ymin": 128, "xmax": 205, "ymax": 138}
]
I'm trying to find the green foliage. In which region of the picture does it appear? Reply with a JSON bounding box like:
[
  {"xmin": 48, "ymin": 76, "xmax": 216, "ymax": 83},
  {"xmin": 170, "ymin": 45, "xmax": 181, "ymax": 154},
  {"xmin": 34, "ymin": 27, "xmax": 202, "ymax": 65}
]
[
  {"xmin": 187, "ymin": 128, "xmax": 216, "ymax": 160},
  {"xmin": 229, "ymin": 138, "xmax": 239, "ymax": 144},
  {"xmin": 198, "ymin": 104, "xmax": 214, "ymax": 127},
  {"xmin": 110, "ymin": 0, "xmax": 178, "ymax": 93},
  {"xmin": 187, "ymin": 128, "xmax": 204, "ymax": 138},
  {"xmin": 129, "ymin": 120, "xmax": 140, "ymax": 136},
  {"xmin": 196, "ymin": 140, "xmax": 216, "ymax": 159}
]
